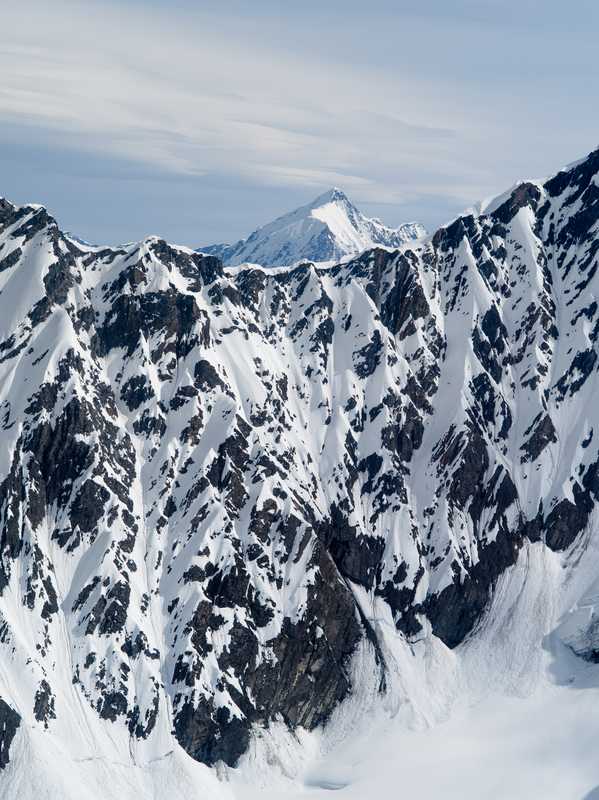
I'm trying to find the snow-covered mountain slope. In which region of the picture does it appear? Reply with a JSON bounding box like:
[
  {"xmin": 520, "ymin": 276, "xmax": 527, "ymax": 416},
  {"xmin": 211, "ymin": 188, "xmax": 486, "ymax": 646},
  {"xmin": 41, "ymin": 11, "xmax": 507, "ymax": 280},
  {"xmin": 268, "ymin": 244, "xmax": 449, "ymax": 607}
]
[
  {"xmin": 199, "ymin": 187, "xmax": 425, "ymax": 266},
  {"xmin": 1, "ymin": 147, "xmax": 599, "ymax": 798}
]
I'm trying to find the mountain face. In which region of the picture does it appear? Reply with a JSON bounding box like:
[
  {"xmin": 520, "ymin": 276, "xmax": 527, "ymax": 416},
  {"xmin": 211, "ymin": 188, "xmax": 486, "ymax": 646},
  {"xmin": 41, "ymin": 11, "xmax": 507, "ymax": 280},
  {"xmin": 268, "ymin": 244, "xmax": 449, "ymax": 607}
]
[
  {"xmin": 1, "ymin": 148, "xmax": 599, "ymax": 796},
  {"xmin": 199, "ymin": 187, "xmax": 426, "ymax": 266}
]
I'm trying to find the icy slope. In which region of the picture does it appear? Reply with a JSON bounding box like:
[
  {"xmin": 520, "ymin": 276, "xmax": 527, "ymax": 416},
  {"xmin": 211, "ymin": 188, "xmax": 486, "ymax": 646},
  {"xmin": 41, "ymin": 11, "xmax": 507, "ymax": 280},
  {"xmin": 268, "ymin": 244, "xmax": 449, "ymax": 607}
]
[
  {"xmin": 233, "ymin": 541, "xmax": 599, "ymax": 800},
  {"xmin": 199, "ymin": 187, "xmax": 426, "ymax": 266},
  {"xmin": 0, "ymin": 147, "xmax": 599, "ymax": 797}
]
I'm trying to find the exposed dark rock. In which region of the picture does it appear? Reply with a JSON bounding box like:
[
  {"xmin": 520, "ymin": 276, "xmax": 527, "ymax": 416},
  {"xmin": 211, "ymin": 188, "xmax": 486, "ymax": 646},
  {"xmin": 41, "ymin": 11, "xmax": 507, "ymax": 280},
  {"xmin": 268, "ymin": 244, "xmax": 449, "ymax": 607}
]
[
  {"xmin": 99, "ymin": 581, "xmax": 131, "ymax": 635},
  {"xmin": 318, "ymin": 504, "xmax": 384, "ymax": 590},
  {"xmin": 491, "ymin": 182, "xmax": 541, "ymax": 224},
  {"xmin": 33, "ymin": 680, "xmax": 56, "ymax": 728},
  {"xmin": 120, "ymin": 376, "xmax": 154, "ymax": 410},
  {"xmin": 174, "ymin": 697, "xmax": 251, "ymax": 768},
  {"xmin": 71, "ymin": 480, "xmax": 110, "ymax": 534},
  {"xmin": 0, "ymin": 699, "xmax": 20, "ymax": 769},
  {"xmin": 544, "ymin": 488, "xmax": 592, "ymax": 551},
  {"xmin": 521, "ymin": 414, "xmax": 557, "ymax": 463},
  {"xmin": 380, "ymin": 255, "xmax": 430, "ymax": 337},
  {"xmin": 355, "ymin": 330, "xmax": 383, "ymax": 377},
  {"xmin": 425, "ymin": 527, "xmax": 522, "ymax": 648}
]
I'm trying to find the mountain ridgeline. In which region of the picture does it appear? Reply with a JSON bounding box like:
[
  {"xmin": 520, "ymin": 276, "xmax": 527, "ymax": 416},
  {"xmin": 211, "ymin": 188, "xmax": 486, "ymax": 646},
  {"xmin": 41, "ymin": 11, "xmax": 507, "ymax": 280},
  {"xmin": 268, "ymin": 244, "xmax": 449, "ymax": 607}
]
[{"xmin": 1, "ymin": 148, "xmax": 599, "ymax": 791}]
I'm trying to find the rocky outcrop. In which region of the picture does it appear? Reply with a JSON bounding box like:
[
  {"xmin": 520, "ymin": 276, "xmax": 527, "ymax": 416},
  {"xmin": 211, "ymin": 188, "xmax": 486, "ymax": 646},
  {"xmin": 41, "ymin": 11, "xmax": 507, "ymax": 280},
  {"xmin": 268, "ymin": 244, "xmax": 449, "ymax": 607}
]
[{"xmin": 0, "ymin": 699, "xmax": 20, "ymax": 769}]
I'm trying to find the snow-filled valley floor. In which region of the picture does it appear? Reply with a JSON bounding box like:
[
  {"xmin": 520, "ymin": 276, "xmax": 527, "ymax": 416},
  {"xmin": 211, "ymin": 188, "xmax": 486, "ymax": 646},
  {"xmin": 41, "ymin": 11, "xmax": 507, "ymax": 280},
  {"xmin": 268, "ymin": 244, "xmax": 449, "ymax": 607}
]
[
  {"xmin": 4, "ymin": 542, "xmax": 599, "ymax": 800},
  {"xmin": 231, "ymin": 542, "xmax": 599, "ymax": 800},
  {"xmin": 236, "ymin": 676, "xmax": 599, "ymax": 800}
]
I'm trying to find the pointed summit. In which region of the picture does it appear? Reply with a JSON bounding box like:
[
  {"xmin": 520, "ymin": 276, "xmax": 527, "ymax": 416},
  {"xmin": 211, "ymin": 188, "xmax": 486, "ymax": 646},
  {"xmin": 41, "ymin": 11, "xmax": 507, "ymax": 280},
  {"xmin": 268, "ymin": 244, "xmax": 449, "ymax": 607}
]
[
  {"xmin": 199, "ymin": 188, "xmax": 425, "ymax": 267},
  {"xmin": 310, "ymin": 187, "xmax": 351, "ymax": 206}
]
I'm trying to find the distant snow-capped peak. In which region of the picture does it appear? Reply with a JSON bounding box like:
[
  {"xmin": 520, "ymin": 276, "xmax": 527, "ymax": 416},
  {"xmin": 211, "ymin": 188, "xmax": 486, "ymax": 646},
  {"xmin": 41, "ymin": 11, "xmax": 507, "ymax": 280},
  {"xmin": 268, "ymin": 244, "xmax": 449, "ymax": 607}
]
[{"xmin": 199, "ymin": 187, "xmax": 426, "ymax": 267}]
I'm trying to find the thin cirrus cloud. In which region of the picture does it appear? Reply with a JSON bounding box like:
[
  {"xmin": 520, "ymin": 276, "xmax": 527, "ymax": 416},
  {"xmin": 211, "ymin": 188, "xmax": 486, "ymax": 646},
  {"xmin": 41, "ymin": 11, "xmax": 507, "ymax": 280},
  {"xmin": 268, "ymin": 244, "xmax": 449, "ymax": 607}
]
[
  {"xmin": 0, "ymin": 8, "xmax": 439, "ymax": 181},
  {"xmin": 0, "ymin": 0, "xmax": 597, "ymax": 245}
]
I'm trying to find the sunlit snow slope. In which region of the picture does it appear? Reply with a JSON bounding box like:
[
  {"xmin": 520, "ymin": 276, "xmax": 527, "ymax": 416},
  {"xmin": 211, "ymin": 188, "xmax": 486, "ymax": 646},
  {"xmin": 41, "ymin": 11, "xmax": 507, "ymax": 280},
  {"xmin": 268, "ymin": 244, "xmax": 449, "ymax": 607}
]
[
  {"xmin": 1, "ymin": 148, "xmax": 599, "ymax": 798},
  {"xmin": 199, "ymin": 187, "xmax": 425, "ymax": 266}
]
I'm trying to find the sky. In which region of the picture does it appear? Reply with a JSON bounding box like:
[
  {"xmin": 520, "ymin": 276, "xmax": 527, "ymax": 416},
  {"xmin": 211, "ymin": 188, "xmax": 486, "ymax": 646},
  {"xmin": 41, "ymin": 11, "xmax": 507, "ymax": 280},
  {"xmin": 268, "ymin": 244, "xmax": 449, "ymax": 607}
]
[{"xmin": 0, "ymin": 0, "xmax": 598, "ymax": 247}]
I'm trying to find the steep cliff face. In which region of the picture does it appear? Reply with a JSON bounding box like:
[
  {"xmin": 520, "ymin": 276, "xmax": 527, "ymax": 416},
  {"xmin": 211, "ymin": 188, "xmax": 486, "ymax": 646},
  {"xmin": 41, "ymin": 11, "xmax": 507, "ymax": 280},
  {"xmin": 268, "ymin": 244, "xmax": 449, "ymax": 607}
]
[{"xmin": 1, "ymin": 148, "xmax": 599, "ymax": 791}]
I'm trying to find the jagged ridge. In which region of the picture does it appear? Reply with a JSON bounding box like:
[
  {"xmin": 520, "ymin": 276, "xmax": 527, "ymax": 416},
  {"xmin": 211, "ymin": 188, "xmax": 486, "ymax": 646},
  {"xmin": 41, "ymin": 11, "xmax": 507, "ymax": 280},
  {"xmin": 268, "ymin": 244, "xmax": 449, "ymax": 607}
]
[{"xmin": 0, "ymin": 148, "xmax": 599, "ymax": 793}]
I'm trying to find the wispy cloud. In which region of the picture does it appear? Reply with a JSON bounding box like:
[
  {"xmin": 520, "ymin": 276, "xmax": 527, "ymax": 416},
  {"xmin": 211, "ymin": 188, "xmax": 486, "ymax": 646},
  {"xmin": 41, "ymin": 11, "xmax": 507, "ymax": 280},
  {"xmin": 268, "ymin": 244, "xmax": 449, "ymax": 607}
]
[
  {"xmin": 0, "ymin": 0, "xmax": 485, "ymax": 207},
  {"xmin": 1, "ymin": 0, "xmax": 598, "ymax": 243}
]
